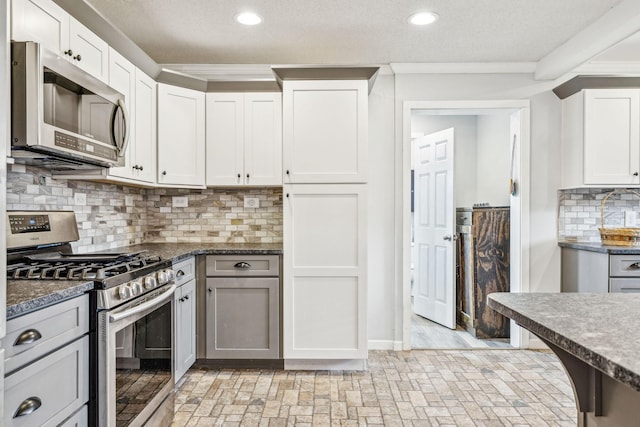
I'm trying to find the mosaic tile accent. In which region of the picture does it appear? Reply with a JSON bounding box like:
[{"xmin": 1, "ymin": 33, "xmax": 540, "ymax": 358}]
[
  {"xmin": 558, "ymin": 188, "xmax": 640, "ymax": 243},
  {"xmin": 145, "ymin": 187, "xmax": 282, "ymax": 245},
  {"xmin": 7, "ymin": 165, "xmax": 146, "ymax": 253},
  {"xmin": 6, "ymin": 166, "xmax": 283, "ymax": 252},
  {"xmin": 172, "ymin": 349, "xmax": 575, "ymax": 426}
]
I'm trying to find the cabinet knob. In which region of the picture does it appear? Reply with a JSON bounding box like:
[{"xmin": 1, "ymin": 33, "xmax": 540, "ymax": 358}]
[
  {"xmin": 64, "ymin": 49, "xmax": 73, "ymax": 56},
  {"xmin": 246, "ymin": 173, "xmax": 250, "ymax": 179},
  {"xmin": 162, "ymin": 171, "xmax": 167, "ymax": 176},
  {"xmin": 73, "ymin": 54, "xmax": 82, "ymax": 62},
  {"xmin": 286, "ymin": 170, "xmax": 290, "ymax": 175},
  {"xmin": 237, "ymin": 173, "xmax": 241, "ymax": 179},
  {"xmin": 208, "ymin": 287, "xmax": 212, "ymax": 293},
  {"xmin": 184, "ymin": 295, "xmax": 189, "ymax": 300},
  {"xmin": 139, "ymin": 165, "xmax": 143, "ymax": 171},
  {"xmin": 634, "ymin": 172, "xmax": 639, "ymax": 177},
  {"xmin": 286, "ymin": 193, "xmax": 289, "ymax": 198}
]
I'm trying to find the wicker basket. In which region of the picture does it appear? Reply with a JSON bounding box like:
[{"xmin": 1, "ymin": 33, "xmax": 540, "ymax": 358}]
[{"xmin": 599, "ymin": 190, "xmax": 640, "ymax": 247}]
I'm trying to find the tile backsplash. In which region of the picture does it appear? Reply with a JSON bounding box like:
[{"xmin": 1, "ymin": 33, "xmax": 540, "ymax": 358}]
[
  {"xmin": 558, "ymin": 188, "xmax": 640, "ymax": 242},
  {"xmin": 7, "ymin": 165, "xmax": 282, "ymax": 252}
]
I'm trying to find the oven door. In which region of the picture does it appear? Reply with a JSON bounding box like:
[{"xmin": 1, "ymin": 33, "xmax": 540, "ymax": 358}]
[{"xmin": 98, "ymin": 284, "xmax": 176, "ymax": 427}]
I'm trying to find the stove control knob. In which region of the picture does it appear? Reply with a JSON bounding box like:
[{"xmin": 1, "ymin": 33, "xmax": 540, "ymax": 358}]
[
  {"xmin": 156, "ymin": 271, "xmax": 168, "ymax": 285},
  {"xmin": 157, "ymin": 269, "xmax": 175, "ymax": 284},
  {"xmin": 131, "ymin": 281, "xmax": 144, "ymax": 296},
  {"xmin": 118, "ymin": 284, "xmax": 131, "ymax": 300},
  {"xmin": 165, "ymin": 268, "xmax": 176, "ymax": 282},
  {"xmin": 144, "ymin": 275, "xmax": 157, "ymax": 290}
]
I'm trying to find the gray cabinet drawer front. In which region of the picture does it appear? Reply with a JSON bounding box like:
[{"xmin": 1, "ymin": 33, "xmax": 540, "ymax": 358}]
[
  {"xmin": 610, "ymin": 278, "xmax": 640, "ymax": 292},
  {"xmin": 2, "ymin": 295, "xmax": 89, "ymax": 374},
  {"xmin": 610, "ymin": 255, "xmax": 640, "ymax": 277},
  {"xmin": 206, "ymin": 255, "xmax": 279, "ymax": 277},
  {"xmin": 5, "ymin": 336, "xmax": 88, "ymax": 427},
  {"xmin": 173, "ymin": 257, "xmax": 196, "ymax": 285},
  {"xmin": 206, "ymin": 277, "xmax": 279, "ymax": 359}
]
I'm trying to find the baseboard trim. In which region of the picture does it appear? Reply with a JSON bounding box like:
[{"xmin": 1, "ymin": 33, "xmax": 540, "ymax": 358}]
[
  {"xmin": 368, "ymin": 340, "xmax": 404, "ymax": 351},
  {"xmin": 284, "ymin": 359, "xmax": 367, "ymax": 371}
]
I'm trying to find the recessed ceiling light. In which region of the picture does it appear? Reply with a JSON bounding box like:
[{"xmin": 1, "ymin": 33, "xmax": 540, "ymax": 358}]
[
  {"xmin": 408, "ymin": 12, "xmax": 439, "ymax": 26},
  {"xmin": 235, "ymin": 12, "xmax": 262, "ymax": 26}
]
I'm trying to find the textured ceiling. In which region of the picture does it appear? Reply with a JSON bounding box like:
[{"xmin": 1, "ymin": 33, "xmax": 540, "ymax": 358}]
[{"xmin": 85, "ymin": 0, "xmax": 623, "ymax": 65}]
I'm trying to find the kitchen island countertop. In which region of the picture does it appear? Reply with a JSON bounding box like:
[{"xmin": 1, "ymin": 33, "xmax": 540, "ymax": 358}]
[
  {"xmin": 6, "ymin": 243, "xmax": 282, "ymax": 319},
  {"xmin": 488, "ymin": 292, "xmax": 640, "ymax": 426},
  {"xmin": 558, "ymin": 241, "xmax": 640, "ymax": 254}
]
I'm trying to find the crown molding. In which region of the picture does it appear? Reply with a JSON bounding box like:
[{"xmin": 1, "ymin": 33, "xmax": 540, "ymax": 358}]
[
  {"xmin": 389, "ymin": 62, "xmax": 536, "ymax": 75},
  {"xmin": 574, "ymin": 61, "xmax": 640, "ymax": 76},
  {"xmin": 159, "ymin": 64, "xmax": 276, "ymax": 81}
]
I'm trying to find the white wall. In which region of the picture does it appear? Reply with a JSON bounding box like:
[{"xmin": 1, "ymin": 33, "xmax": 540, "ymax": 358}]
[
  {"xmin": 476, "ymin": 114, "xmax": 511, "ymax": 206},
  {"xmin": 411, "ymin": 115, "xmax": 478, "ymax": 207},
  {"xmin": 364, "ymin": 73, "xmax": 562, "ymax": 347}
]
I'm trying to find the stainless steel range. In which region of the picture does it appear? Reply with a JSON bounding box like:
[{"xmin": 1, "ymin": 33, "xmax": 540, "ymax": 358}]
[{"xmin": 6, "ymin": 210, "xmax": 176, "ymax": 427}]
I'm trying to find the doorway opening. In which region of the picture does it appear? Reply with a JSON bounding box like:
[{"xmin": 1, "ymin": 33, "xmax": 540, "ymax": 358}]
[{"xmin": 401, "ymin": 101, "xmax": 531, "ymax": 350}]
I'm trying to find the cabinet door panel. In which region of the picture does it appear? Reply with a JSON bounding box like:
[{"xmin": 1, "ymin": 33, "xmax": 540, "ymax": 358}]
[
  {"xmin": 175, "ymin": 280, "xmax": 196, "ymax": 380},
  {"xmin": 205, "ymin": 93, "xmax": 244, "ymax": 186},
  {"xmin": 584, "ymin": 89, "xmax": 640, "ymax": 185},
  {"xmin": 284, "ymin": 184, "xmax": 367, "ymax": 359},
  {"xmin": 133, "ymin": 69, "xmax": 157, "ymax": 183},
  {"xmin": 69, "ymin": 17, "xmax": 108, "ymax": 82},
  {"xmin": 206, "ymin": 277, "xmax": 279, "ymax": 359},
  {"xmin": 283, "ymin": 81, "xmax": 367, "ymax": 183},
  {"xmin": 107, "ymin": 48, "xmax": 136, "ymax": 180},
  {"xmin": 11, "ymin": 0, "xmax": 69, "ymax": 55},
  {"xmin": 157, "ymin": 84, "xmax": 205, "ymax": 186},
  {"xmin": 244, "ymin": 93, "xmax": 282, "ymax": 186}
]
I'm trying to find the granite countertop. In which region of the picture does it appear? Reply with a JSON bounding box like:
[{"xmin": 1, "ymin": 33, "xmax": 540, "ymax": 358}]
[
  {"xmin": 558, "ymin": 241, "xmax": 640, "ymax": 254},
  {"xmin": 7, "ymin": 243, "xmax": 283, "ymax": 320},
  {"xmin": 488, "ymin": 292, "xmax": 640, "ymax": 392}
]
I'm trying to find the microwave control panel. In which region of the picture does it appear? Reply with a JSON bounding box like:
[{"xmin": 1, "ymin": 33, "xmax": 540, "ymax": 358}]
[{"xmin": 55, "ymin": 131, "xmax": 117, "ymax": 161}]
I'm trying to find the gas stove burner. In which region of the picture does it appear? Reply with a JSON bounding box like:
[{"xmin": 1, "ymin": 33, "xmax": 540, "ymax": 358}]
[{"xmin": 7, "ymin": 253, "xmax": 163, "ymax": 282}]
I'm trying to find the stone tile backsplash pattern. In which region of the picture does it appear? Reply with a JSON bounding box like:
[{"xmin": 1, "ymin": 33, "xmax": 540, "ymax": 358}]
[
  {"xmin": 7, "ymin": 165, "xmax": 282, "ymax": 253},
  {"xmin": 558, "ymin": 188, "xmax": 640, "ymax": 242}
]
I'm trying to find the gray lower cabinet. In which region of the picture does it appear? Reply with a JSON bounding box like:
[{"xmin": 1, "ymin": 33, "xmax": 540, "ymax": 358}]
[
  {"xmin": 2, "ymin": 295, "xmax": 89, "ymax": 427},
  {"xmin": 561, "ymin": 248, "xmax": 640, "ymax": 293},
  {"xmin": 175, "ymin": 257, "xmax": 197, "ymax": 381},
  {"xmin": 206, "ymin": 255, "xmax": 280, "ymax": 359}
]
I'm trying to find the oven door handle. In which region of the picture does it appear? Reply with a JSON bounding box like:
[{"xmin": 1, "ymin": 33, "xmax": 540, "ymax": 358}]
[{"xmin": 109, "ymin": 284, "xmax": 176, "ymax": 323}]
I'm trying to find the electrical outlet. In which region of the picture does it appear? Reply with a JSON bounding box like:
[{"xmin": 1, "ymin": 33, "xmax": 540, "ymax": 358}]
[
  {"xmin": 172, "ymin": 196, "xmax": 188, "ymax": 208},
  {"xmin": 244, "ymin": 197, "xmax": 259, "ymax": 208}
]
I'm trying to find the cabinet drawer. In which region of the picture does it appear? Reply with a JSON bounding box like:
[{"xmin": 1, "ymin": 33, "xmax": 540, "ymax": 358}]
[
  {"xmin": 610, "ymin": 278, "xmax": 640, "ymax": 292},
  {"xmin": 59, "ymin": 405, "xmax": 87, "ymax": 427},
  {"xmin": 5, "ymin": 336, "xmax": 88, "ymax": 427},
  {"xmin": 2, "ymin": 295, "xmax": 89, "ymax": 374},
  {"xmin": 609, "ymin": 255, "xmax": 640, "ymax": 277},
  {"xmin": 173, "ymin": 257, "xmax": 196, "ymax": 286},
  {"xmin": 206, "ymin": 255, "xmax": 279, "ymax": 277}
]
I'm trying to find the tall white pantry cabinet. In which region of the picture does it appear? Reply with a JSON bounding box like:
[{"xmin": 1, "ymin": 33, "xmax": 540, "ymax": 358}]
[{"xmin": 282, "ymin": 77, "xmax": 370, "ymax": 365}]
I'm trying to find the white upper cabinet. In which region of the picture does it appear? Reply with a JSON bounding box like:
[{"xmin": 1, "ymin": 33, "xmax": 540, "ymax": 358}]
[
  {"xmin": 12, "ymin": 0, "xmax": 109, "ymax": 82},
  {"xmin": 562, "ymin": 89, "xmax": 640, "ymax": 187},
  {"xmin": 282, "ymin": 80, "xmax": 368, "ymax": 184},
  {"xmin": 206, "ymin": 92, "xmax": 282, "ymax": 186},
  {"xmin": 132, "ymin": 69, "xmax": 157, "ymax": 183},
  {"xmin": 157, "ymin": 83, "xmax": 206, "ymax": 187},
  {"xmin": 107, "ymin": 48, "xmax": 136, "ymax": 180}
]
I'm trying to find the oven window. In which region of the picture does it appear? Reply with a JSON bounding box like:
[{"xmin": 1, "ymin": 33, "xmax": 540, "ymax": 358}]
[{"xmin": 115, "ymin": 300, "xmax": 172, "ymax": 427}]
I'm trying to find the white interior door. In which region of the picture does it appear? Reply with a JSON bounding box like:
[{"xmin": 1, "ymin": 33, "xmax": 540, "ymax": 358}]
[{"xmin": 413, "ymin": 128, "xmax": 455, "ymax": 329}]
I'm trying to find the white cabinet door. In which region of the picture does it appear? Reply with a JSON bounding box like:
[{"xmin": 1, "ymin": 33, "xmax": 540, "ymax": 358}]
[
  {"xmin": 157, "ymin": 84, "xmax": 205, "ymax": 186},
  {"xmin": 584, "ymin": 89, "xmax": 640, "ymax": 185},
  {"xmin": 245, "ymin": 93, "xmax": 282, "ymax": 186},
  {"xmin": 175, "ymin": 280, "xmax": 196, "ymax": 381},
  {"xmin": 107, "ymin": 48, "xmax": 136, "ymax": 180},
  {"xmin": 68, "ymin": 17, "xmax": 109, "ymax": 82},
  {"xmin": 133, "ymin": 69, "xmax": 157, "ymax": 183},
  {"xmin": 205, "ymin": 93, "xmax": 244, "ymax": 186},
  {"xmin": 205, "ymin": 92, "xmax": 282, "ymax": 186},
  {"xmin": 283, "ymin": 80, "xmax": 367, "ymax": 184},
  {"xmin": 11, "ymin": 0, "xmax": 70, "ymax": 55},
  {"xmin": 283, "ymin": 184, "xmax": 367, "ymax": 359}
]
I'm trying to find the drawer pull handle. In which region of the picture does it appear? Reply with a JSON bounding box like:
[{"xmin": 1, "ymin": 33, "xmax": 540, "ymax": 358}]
[
  {"xmin": 628, "ymin": 262, "xmax": 640, "ymax": 270},
  {"xmin": 14, "ymin": 397, "xmax": 41, "ymax": 418},
  {"xmin": 14, "ymin": 329, "xmax": 42, "ymax": 346},
  {"xmin": 176, "ymin": 270, "xmax": 185, "ymax": 278},
  {"xmin": 234, "ymin": 262, "xmax": 251, "ymax": 270}
]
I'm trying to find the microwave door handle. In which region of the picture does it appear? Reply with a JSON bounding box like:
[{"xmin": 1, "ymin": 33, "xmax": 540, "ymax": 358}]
[{"xmin": 113, "ymin": 99, "xmax": 130, "ymax": 158}]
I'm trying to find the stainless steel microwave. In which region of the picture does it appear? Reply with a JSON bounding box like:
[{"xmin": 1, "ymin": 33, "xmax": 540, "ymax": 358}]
[{"xmin": 11, "ymin": 41, "xmax": 129, "ymax": 169}]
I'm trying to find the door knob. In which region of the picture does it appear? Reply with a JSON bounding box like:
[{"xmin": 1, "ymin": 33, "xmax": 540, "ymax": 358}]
[{"xmin": 443, "ymin": 235, "xmax": 457, "ymax": 241}]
